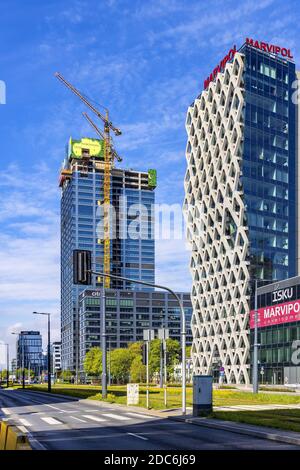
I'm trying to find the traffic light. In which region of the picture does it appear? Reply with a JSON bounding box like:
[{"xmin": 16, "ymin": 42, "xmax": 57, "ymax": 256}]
[
  {"xmin": 73, "ymin": 250, "xmax": 92, "ymax": 285},
  {"xmin": 142, "ymin": 343, "xmax": 147, "ymax": 365}
]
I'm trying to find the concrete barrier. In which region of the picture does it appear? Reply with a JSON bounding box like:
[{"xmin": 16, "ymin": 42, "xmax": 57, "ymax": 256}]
[{"xmin": 0, "ymin": 420, "xmax": 31, "ymax": 451}]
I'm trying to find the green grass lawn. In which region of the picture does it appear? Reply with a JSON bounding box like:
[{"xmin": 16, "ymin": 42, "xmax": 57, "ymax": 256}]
[
  {"xmin": 212, "ymin": 409, "xmax": 300, "ymax": 433},
  {"xmin": 26, "ymin": 383, "xmax": 300, "ymax": 410}
]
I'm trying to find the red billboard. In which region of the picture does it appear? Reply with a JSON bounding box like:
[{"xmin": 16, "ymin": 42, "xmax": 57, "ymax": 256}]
[{"xmin": 250, "ymin": 298, "xmax": 300, "ymax": 329}]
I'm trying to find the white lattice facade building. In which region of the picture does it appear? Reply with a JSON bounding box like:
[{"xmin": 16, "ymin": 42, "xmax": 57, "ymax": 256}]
[{"xmin": 184, "ymin": 52, "xmax": 251, "ymax": 384}]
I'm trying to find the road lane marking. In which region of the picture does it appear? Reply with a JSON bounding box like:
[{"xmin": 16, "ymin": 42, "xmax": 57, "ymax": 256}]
[
  {"xmin": 102, "ymin": 413, "xmax": 130, "ymax": 421},
  {"xmin": 127, "ymin": 432, "xmax": 148, "ymax": 441},
  {"xmin": 82, "ymin": 415, "xmax": 106, "ymax": 422},
  {"xmin": 45, "ymin": 404, "xmax": 65, "ymax": 412},
  {"xmin": 19, "ymin": 419, "xmax": 32, "ymax": 427},
  {"xmin": 41, "ymin": 417, "xmax": 62, "ymax": 425},
  {"xmin": 1, "ymin": 408, "xmax": 11, "ymax": 415},
  {"xmin": 83, "ymin": 409, "xmax": 103, "ymax": 412},
  {"xmin": 69, "ymin": 416, "xmax": 87, "ymax": 423},
  {"xmin": 125, "ymin": 412, "xmax": 155, "ymax": 420}
]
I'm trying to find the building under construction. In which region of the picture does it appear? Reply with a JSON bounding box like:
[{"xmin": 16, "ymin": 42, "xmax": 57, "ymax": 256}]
[{"xmin": 60, "ymin": 136, "xmax": 157, "ymax": 371}]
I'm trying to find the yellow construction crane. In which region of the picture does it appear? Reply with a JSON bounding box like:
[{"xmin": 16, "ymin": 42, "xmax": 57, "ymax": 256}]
[{"xmin": 55, "ymin": 72, "xmax": 122, "ymax": 288}]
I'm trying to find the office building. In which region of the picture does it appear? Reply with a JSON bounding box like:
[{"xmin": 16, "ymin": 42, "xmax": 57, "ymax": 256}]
[
  {"xmin": 51, "ymin": 341, "xmax": 62, "ymax": 373},
  {"xmin": 79, "ymin": 288, "xmax": 193, "ymax": 372},
  {"xmin": 60, "ymin": 137, "xmax": 156, "ymax": 371},
  {"xmin": 16, "ymin": 331, "xmax": 43, "ymax": 376},
  {"xmin": 184, "ymin": 38, "xmax": 297, "ymax": 384}
]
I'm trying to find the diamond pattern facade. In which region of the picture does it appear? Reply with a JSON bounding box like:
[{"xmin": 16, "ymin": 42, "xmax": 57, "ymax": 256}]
[{"xmin": 184, "ymin": 52, "xmax": 251, "ymax": 384}]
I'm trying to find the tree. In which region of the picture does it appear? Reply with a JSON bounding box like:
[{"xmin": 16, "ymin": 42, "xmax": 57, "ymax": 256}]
[
  {"xmin": 60, "ymin": 369, "xmax": 73, "ymax": 383},
  {"xmin": 83, "ymin": 347, "xmax": 102, "ymax": 377},
  {"xmin": 186, "ymin": 345, "xmax": 192, "ymax": 359},
  {"xmin": 15, "ymin": 368, "xmax": 34, "ymax": 380},
  {"xmin": 130, "ymin": 356, "xmax": 146, "ymax": 383},
  {"xmin": 128, "ymin": 341, "xmax": 143, "ymax": 356},
  {"xmin": 149, "ymin": 339, "xmax": 180, "ymax": 377},
  {"xmin": 110, "ymin": 348, "xmax": 134, "ymax": 384},
  {"xmin": 0, "ymin": 369, "xmax": 8, "ymax": 381}
]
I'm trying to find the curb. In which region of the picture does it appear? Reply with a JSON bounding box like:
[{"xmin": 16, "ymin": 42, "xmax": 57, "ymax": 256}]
[{"xmin": 169, "ymin": 415, "xmax": 300, "ymax": 447}]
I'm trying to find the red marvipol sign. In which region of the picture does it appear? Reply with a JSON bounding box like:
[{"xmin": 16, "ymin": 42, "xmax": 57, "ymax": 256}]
[
  {"xmin": 246, "ymin": 38, "xmax": 293, "ymax": 59},
  {"xmin": 203, "ymin": 39, "xmax": 293, "ymax": 91},
  {"xmin": 203, "ymin": 45, "xmax": 237, "ymax": 90},
  {"xmin": 250, "ymin": 298, "xmax": 300, "ymax": 329}
]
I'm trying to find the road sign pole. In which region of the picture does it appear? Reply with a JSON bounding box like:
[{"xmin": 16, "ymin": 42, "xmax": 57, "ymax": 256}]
[
  {"xmin": 164, "ymin": 339, "xmax": 167, "ymax": 407},
  {"xmin": 146, "ymin": 340, "xmax": 149, "ymax": 409},
  {"xmin": 253, "ymin": 280, "xmax": 259, "ymax": 394},
  {"xmin": 102, "ymin": 286, "xmax": 107, "ymax": 399}
]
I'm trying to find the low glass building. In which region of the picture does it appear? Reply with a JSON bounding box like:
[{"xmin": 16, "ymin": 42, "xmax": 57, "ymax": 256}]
[
  {"xmin": 79, "ymin": 288, "xmax": 193, "ymax": 373},
  {"xmin": 16, "ymin": 331, "xmax": 43, "ymax": 377}
]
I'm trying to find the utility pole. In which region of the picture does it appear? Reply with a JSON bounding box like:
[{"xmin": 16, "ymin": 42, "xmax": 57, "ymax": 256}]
[
  {"xmin": 22, "ymin": 336, "xmax": 25, "ymax": 389},
  {"xmin": 253, "ymin": 279, "xmax": 259, "ymax": 394},
  {"xmin": 252, "ymin": 278, "xmax": 276, "ymax": 394},
  {"xmin": 33, "ymin": 312, "xmax": 52, "ymax": 393},
  {"xmin": 11, "ymin": 332, "xmax": 25, "ymax": 389},
  {"xmin": 6, "ymin": 344, "xmax": 9, "ymax": 388},
  {"xmin": 101, "ymin": 287, "xmax": 107, "ymax": 399},
  {"xmin": 158, "ymin": 328, "xmax": 169, "ymax": 407},
  {"xmin": 143, "ymin": 329, "xmax": 154, "ymax": 409},
  {"xmin": 107, "ymin": 336, "xmax": 112, "ymax": 387},
  {"xmin": 159, "ymin": 313, "xmax": 164, "ymax": 388},
  {"xmin": 164, "ymin": 340, "xmax": 167, "ymax": 407}
]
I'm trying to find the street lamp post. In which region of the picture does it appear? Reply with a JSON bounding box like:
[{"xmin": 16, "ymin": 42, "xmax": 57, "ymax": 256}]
[
  {"xmin": 33, "ymin": 312, "xmax": 51, "ymax": 393},
  {"xmin": 252, "ymin": 278, "xmax": 277, "ymax": 394},
  {"xmin": 89, "ymin": 269, "xmax": 187, "ymax": 415},
  {"xmin": 0, "ymin": 344, "xmax": 9, "ymax": 388},
  {"xmin": 253, "ymin": 279, "xmax": 259, "ymax": 394},
  {"xmin": 11, "ymin": 332, "xmax": 25, "ymax": 389}
]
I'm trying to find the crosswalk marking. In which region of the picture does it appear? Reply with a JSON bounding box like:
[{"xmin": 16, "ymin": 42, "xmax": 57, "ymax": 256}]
[
  {"xmin": 102, "ymin": 413, "xmax": 130, "ymax": 421},
  {"xmin": 17, "ymin": 426, "xmax": 28, "ymax": 434},
  {"xmin": 1, "ymin": 408, "xmax": 11, "ymax": 415},
  {"xmin": 83, "ymin": 409, "xmax": 101, "ymax": 412},
  {"xmin": 82, "ymin": 415, "xmax": 106, "ymax": 422},
  {"xmin": 19, "ymin": 418, "xmax": 32, "ymax": 427},
  {"xmin": 70, "ymin": 416, "xmax": 87, "ymax": 423},
  {"xmin": 125, "ymin": 412, "xmax": 155, "ymax": 420},
  {"xmin": 46, "ymin": 404, "xmax": 64, "ymax": 412},
  {"xmin": 41, "ymin": 417, "xmax": 62, "ymax": 425}
]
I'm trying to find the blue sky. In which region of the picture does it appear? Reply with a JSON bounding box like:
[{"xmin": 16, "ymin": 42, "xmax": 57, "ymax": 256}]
[{"xmin": 0, "ymin": 0, "xmax": 299, "ymax": 362}]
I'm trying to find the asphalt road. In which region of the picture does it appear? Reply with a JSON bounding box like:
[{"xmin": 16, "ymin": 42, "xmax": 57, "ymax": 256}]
[{"xmin": 0, "ymin": 388, "xmax": 298, "ymax": 450}]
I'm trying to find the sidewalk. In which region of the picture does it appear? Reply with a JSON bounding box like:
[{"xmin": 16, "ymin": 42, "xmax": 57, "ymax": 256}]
[{"xmin": 169, "ymin": 413, "xmax": 300, "ymax": 447}]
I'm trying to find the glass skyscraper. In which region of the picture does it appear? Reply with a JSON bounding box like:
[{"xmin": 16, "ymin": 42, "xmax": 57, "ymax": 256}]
[
  {"xmin": 60, "ymin": 139, "xmax": 156, "ymax": 372},
  {"xmin": 184, "ymin": 39, "xmax": 297, "ymax": 384},
  {"xmin": 16, "ymin": 331, "xmax": 43, "ymax": 377},
  {"xmin": 242, "ymin": 42, "xmax": 296, "ymax": 283}
]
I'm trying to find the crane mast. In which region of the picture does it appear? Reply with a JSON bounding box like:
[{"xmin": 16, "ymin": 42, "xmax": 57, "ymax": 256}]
[{"xmin": 55, "ymin": 72, "xmax": 122, "ymax": 288}]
